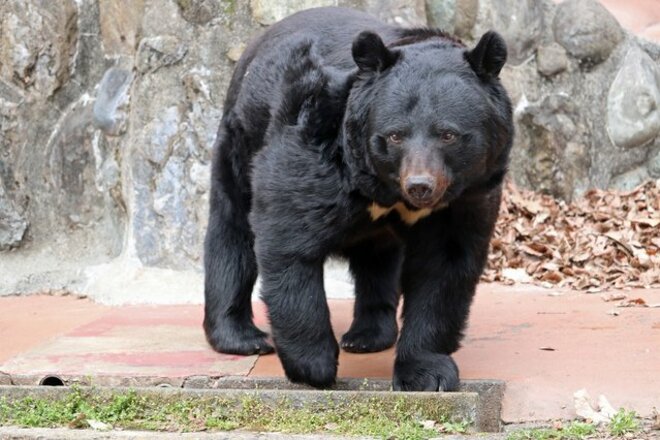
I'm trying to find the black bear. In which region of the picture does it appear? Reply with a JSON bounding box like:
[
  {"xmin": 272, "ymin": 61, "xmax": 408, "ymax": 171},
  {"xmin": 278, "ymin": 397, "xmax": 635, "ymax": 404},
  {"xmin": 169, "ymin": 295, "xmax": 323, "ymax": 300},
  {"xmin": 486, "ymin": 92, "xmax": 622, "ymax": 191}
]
[{"xmin": 204, "ymin": 6, "xmax": 513, "ymax": 391}]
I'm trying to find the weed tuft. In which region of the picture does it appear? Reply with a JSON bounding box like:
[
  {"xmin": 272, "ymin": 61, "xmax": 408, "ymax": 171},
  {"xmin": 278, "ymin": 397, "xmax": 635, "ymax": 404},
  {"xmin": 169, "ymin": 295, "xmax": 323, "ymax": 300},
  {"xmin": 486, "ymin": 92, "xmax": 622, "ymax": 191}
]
[{"xmin": 609, "ymin": 408, "xmax": 640, "ymax": 437}]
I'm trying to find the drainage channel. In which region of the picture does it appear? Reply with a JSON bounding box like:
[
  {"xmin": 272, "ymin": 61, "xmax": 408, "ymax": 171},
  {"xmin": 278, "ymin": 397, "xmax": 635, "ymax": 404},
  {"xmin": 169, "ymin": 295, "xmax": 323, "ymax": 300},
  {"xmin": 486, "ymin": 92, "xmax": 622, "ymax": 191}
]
[{"xmin": 0, "ymin": 377, "xmax": 504, "ymax": 433}]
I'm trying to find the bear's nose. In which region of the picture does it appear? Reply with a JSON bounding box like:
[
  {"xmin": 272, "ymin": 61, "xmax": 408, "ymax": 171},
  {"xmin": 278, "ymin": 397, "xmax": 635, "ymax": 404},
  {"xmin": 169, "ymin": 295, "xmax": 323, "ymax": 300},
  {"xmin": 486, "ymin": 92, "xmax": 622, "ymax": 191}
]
[{"xmin": 404, "ymin": 176, "xmax": 435, "ymax": 201}]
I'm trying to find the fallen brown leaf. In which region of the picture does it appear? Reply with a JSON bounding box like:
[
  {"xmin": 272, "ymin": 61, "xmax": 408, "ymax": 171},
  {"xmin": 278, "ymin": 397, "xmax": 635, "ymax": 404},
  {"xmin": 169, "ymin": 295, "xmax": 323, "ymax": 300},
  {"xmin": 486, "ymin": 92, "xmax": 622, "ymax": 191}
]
[
  {"xmin": 483, "ymin": 179, "xmax": 660, "ymax": 291},
  {"xmin": 618, "ymin": 297, "xmax": 648, "ymax": 308}
]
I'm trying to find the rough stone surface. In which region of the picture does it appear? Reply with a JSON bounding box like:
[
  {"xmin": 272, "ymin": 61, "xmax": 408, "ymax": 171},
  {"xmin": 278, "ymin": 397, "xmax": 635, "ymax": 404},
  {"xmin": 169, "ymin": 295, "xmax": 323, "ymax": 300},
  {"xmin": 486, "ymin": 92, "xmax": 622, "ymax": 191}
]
[
  {"xmin": 136, "ymin": 36, "xmax": 189, "ymax": 74},
  {"xmin": 649, "ymin": 148, "xmax": 660, "ymax": 178},
  {"xmin": 0, "ymin": 0, "xmax": 659, "ymax": 300},
  {"xmin": 536, "ymin": 42, "xmax": 569, "ymax": 77},
  {"xmin": 361, "ymin": 0, "xmax": 427, "ymax": 27},
  {"xmin": 176, "ymin": 0, "xmax": 223, "ymax": 25},
  {"xmin": 479, "ymin": 0, "xmax": 546, "ymax": 65},
  {"xmin": 250, "ymin": 0, "xmax": 338, "ymax": 26},
  {"xmin": 426, "ymin": 0, "xmax": 478, "ymax": 38},
  {"xmin": 426, "ymin": 0, "xmax": 456, "ymax": 30},
  {"xmin": 609, "ymin": 166, "xmax": 651, "ymax": 191},
  {"xmin": 453, "ymin": 0, "xmax": 479, "ymax": 38},
  {"xmin": 93, "ymin": 68, "xmax": 133, "ymax": 136},
  {"xmin": 0, "ymin": 0, "xmax": 78, "ymax": 97},
  {"xmin": 606, "ymin": 45, "xmax": 660, "ymax": 149},
  {"xmin": 0, "ymin": 180, "xmax": 27, "ymax": 250},
  {"xmin": 515, "ymin": 93, "xmax": 591, "ymax": 199},
  {"xmin": 99, "ymin": 0, "xmax": 145, "ymax": 57},
  {"xmin": 553, "ymin": 0, "xmax": 624, "ymax": 65}
]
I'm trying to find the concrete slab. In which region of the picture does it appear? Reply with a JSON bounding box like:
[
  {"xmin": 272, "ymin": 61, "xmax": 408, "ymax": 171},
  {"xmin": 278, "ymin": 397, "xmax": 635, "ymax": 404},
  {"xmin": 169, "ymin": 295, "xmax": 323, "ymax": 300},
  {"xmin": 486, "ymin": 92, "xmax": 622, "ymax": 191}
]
[
  {"xmin": 250, "ymin": 284, "xmax": 660, "ymax": 422},
  {"xmin": 0, "ymin": 427, "xmax": 379, "ymax": 440},
  {"xmin": 0, "ymin": 385, "xmax": 484, "ymax": 431},
  {"xmin": 0, "ymin": 426, "xmax": 505, "ymax": 440},
  {"xmin": 1, "ymin": 285, "xmax": 658, "ymax": 424},
  {"xmin": 199, "ymin": 377, "xmax": 504, "ymax": 433},
  {"xmin": 0, "ymin": 302, "xmax": 263, "ymax": 385},
  {"xmin": 0, "ymin": 295, "xmax": 109, "ymax": 364},
  {"xmin": 460, "ymin": 285, "xmax": 659, "ymax": 423}
]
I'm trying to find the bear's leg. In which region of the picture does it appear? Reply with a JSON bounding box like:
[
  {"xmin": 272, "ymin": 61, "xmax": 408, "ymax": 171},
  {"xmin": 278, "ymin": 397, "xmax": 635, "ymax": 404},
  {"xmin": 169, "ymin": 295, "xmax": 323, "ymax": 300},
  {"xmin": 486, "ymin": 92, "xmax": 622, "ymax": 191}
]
[
  {"xmin": 260, "ymin": 259, "xmax": 339, "ymax": 388},
  {"xmin": 203, "ymin": 125, "xmax": 274, "ymax": 356},
  {"xmin": 393, "ymin": 191, "xmax": 500, "ymax": 391},
  {"xmin": 341, "ymin": 238, "xmax": 402, "ymax": 353}
]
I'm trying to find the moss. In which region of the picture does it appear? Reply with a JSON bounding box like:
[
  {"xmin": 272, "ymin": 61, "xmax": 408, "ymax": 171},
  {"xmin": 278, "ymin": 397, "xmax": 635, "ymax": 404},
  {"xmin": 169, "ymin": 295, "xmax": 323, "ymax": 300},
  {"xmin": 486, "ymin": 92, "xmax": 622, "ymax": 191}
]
[{"xmin": 220, "ymin": 0, "xmax": 236, "ymax": 16}]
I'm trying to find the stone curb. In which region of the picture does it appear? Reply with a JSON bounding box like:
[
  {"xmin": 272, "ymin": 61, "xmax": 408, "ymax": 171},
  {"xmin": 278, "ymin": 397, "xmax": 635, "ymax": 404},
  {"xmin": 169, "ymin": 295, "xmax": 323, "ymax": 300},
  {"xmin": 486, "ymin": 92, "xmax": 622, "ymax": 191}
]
[
  {"xmin": 0, "ymin": 378, "xmax": 504, "ymax": 433},
  {"xmin": 199, "ymin": 377, "xmax": 504, "ymax": 434},
  {"xmin": 0, "ymin": 376, "xmax": 505, "ymax": 432},
  {"xmin": 0, "ymin": 426, "xmax": 507, "ymax": 440}
]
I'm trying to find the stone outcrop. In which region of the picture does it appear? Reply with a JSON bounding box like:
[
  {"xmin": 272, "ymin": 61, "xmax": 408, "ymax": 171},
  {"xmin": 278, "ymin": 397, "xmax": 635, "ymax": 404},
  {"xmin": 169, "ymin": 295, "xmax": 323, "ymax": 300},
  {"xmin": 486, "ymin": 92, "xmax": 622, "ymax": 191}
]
[{"xmin": 0, "ymin": 0, "xmax": 659, "ymax": 301}]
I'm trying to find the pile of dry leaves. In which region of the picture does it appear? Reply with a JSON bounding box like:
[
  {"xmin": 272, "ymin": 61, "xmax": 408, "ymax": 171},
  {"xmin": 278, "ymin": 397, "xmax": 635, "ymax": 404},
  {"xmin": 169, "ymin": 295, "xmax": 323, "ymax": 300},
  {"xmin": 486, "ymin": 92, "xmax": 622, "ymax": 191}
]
[{"xmin": 482, "ymin": 179, "xmax": 660, "ymax": 291}]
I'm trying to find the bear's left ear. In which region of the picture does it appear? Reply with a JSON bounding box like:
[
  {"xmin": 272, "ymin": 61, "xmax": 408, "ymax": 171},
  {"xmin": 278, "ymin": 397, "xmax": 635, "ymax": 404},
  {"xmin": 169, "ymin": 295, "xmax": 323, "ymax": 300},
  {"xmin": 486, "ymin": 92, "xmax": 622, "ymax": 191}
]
[
  {"xmin": 352, "ymin": 31, "xmax": 398, "ymax": 72},
  {"xmin": 465, "ymin": 31, "xmax": 507, "ymax": 79}
]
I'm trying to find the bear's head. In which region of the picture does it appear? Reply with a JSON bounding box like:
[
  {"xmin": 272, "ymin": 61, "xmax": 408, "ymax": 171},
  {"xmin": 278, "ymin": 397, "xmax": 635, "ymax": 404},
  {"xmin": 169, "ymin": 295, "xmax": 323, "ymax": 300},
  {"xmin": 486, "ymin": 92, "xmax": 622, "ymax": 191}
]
[{"xmin": 343, "ymin": 30, "xmax": 513, "ymax": 210}]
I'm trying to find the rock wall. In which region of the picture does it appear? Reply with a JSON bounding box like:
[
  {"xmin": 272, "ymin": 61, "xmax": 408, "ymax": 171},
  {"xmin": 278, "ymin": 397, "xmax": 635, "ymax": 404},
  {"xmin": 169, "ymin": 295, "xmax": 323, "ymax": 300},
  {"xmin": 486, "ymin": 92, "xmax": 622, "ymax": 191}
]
[{"xmin": 0, "ymin": 0, "xmax": 658, "ymax": 301}]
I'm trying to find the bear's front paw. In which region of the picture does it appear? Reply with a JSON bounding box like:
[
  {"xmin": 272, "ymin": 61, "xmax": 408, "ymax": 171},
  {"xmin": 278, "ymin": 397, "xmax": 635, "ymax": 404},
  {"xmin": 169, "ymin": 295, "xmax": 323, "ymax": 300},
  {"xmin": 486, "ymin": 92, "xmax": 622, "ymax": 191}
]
[
  {"xmin": 205, "ymin": 317, "xmax": 274, "ymax": 356},
  {"xmin": 392, "ymin": 353, "xmax": 459, "ymax": 392},
  {"xmin": 278, "ymin": 337, "xmax": 339, "ymax": 389},
  {"xmin": 340, "ymin": 315, "xmax": 397, "ymax": 353}
]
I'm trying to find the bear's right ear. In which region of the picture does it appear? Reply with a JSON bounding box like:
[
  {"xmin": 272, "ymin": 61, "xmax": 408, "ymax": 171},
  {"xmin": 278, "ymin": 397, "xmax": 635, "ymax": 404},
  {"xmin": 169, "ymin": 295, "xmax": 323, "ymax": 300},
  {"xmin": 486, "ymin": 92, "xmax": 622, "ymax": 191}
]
[
  {"xmin": 465, "ymin": 31, "xmax": 507, "ymax": 79},
  {"xmin": 352, "ymin": 31, "xmax": 397, "ymax": 72}
]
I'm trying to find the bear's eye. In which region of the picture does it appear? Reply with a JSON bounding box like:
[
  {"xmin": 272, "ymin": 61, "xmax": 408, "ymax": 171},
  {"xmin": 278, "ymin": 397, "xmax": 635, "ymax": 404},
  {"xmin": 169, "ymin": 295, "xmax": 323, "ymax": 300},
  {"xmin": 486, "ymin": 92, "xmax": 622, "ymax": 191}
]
[
  {"xmin": 439, "ymin": 130, "xmax": 457, "ymax": 144},
  {"xmin": 388, "ymin": 132, "xmax": 403, "ymax": 144}
]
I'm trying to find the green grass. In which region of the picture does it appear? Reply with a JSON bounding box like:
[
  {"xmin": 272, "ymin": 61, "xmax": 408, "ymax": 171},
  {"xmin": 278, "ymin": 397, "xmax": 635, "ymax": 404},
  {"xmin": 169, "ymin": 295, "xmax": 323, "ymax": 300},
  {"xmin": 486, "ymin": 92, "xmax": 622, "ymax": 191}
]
[
  {"xmin": 507, "ymin": 409, "xmax": 646, "ymax": 440},
  {"xmin": 608, "ymin": 409, "xmax": 640, "ymax": 437},
  {"xmin": 507, "ymin": 421, "xmax": 597, "ymax": 440},
  {"xmin": 0, "ymin": 387, "xmax": 471, "ymax": 439}
]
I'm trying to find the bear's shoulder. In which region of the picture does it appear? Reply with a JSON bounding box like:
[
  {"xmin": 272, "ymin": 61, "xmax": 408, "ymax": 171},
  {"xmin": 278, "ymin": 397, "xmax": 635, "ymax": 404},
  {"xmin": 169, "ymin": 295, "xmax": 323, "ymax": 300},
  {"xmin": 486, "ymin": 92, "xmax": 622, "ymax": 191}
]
[{"xmin": 269, "ymin": 40, "xmax": 353, "ymax": 146}]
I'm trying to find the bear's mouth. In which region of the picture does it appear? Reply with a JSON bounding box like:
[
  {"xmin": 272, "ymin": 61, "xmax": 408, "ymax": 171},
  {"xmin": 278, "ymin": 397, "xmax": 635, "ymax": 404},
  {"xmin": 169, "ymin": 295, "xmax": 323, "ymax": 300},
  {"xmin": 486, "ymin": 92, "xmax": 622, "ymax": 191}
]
[{"xmin": 402, "ymin": 194, "xmax": 447, "ymax": 210}]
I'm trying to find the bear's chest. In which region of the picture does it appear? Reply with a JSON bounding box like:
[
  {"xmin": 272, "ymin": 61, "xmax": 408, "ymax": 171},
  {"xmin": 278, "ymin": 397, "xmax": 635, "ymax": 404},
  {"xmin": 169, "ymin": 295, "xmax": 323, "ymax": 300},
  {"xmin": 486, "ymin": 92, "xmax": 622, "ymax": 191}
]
[{"xmin": 367, "ymin": 202, "xmax": 447, "ymax": 225}]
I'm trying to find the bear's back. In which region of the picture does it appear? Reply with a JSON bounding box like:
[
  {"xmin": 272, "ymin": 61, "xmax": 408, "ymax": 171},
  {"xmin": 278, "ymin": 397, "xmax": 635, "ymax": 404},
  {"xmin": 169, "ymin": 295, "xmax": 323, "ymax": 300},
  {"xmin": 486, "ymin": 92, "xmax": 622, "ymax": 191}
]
[{"xmin": 223, "ymin": 8, "xmax": 393, "ymax": 156}]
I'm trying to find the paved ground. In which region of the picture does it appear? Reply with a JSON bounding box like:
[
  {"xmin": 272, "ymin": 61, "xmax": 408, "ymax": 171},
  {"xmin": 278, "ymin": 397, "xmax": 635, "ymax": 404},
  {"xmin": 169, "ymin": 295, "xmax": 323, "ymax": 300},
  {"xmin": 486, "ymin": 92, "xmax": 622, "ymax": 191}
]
[
  {"xmin": 1, "ymin": 284, "xmax": 658, "ymax": 423},
  {"xmin": 1, "ymin": 3, "xmax": 658, "ymax": 434},
  {"xmin": 0, "ymin": 427, "xmax": 503, "ymax": 439},
  {"xmin": 553, "ymin": 1, "xmax": 660, "ymax": 42},
  {"xmin": 599, "ymin": 0, "xmax": 660, "ymax": 41}
]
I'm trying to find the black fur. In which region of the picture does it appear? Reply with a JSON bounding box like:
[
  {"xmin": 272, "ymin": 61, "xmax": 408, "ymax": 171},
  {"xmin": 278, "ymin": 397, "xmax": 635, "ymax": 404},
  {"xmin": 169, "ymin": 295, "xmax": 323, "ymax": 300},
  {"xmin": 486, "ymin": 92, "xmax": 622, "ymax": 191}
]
[{"xmin": 204, "ymin": 6, "xmax": 513, "ymax": 391}]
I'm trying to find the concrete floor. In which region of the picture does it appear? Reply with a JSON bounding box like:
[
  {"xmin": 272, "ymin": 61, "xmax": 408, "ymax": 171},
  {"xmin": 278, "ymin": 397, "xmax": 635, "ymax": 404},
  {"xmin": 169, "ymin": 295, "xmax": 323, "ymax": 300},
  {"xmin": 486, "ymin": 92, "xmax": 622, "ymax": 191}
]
[
  {"xmin": 1, "ymin": 284, "xmax": 658, "ymax": 423},
  {"xmin": 1, "ymin": 1, "xmax": 659, "ymax": 431},
  {"xmin": 598, "ymin": 0, "xmax": 660, "ymax": 41}
]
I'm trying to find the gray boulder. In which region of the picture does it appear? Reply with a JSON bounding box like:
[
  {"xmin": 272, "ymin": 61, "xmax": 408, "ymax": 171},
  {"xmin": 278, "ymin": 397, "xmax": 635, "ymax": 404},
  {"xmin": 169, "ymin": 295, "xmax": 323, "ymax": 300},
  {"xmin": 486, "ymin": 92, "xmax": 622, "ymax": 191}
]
[{"xmin": 553, "ymin": 0, "xmax": 624, "ymax": 65}]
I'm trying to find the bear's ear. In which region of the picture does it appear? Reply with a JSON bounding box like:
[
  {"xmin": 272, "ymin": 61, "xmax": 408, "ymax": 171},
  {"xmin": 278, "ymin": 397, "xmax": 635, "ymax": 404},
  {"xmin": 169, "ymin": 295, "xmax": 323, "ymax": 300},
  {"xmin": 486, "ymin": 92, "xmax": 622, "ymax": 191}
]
[
  {"xmin": 352, "ymin": 31, "xmax": 397, "ymax": 72},
  {"xmin": 465, "ymin": 31, "xmax": 507, "ymax": 79}
]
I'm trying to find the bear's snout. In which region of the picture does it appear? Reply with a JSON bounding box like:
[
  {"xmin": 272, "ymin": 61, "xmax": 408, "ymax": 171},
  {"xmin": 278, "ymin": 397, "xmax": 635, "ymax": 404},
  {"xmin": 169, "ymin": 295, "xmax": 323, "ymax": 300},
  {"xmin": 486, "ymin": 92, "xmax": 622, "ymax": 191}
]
[
  {"xmin": 404, "ymin": 175, "xmax": 435, "ymax": 202},
  {"xmin": 402, "ymin": 173, "xmax": 449, "ymax": 208}
]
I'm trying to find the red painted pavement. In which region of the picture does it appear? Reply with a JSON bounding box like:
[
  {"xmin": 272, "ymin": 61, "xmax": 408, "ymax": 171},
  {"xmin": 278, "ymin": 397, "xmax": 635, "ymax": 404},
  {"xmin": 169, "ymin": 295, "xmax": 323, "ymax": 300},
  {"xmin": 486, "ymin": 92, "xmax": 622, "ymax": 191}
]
[{"xmin": 1, "ymin": 285, "xmax": 658, "ymax": 423}]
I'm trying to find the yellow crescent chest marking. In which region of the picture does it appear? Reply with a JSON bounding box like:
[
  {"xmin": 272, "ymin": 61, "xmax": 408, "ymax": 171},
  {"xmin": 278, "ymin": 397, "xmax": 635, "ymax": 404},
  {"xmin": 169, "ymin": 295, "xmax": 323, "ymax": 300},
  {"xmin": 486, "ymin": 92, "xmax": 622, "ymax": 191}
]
[{"xmin": 368, "ymin": 202, "xmax": 438, "ymax": 225}]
